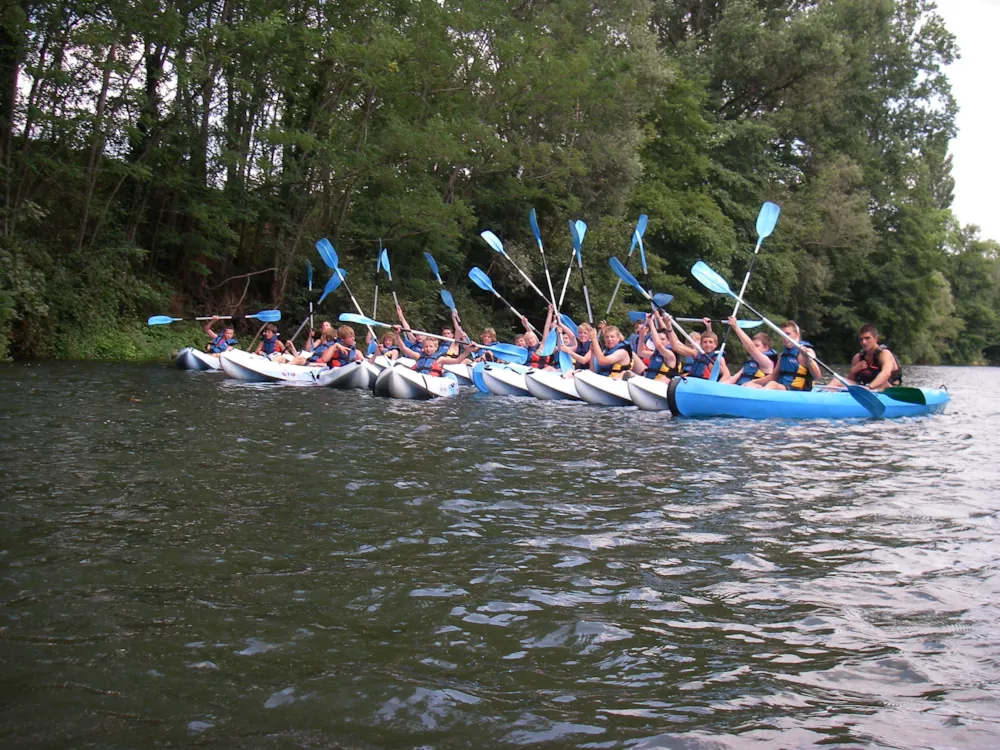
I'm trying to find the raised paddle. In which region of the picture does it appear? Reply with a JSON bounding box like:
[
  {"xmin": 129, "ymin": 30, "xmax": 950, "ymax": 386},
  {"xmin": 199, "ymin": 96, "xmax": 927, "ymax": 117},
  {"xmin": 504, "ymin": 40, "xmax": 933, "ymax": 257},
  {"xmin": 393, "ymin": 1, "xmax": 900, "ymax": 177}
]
[
  {"xmin": 306, "ymin": 261, "xmax": 314, "ymax": 330},
  {"xmin": 606, "ymin": 214, "xmax": 648, "ymax": 314},
  {"xmin": 710, "ymin": 201, "xmax": 781, "ymax": 381},
  {"xmin": 557, "ymin": 220, "xmax": 588, "ymax": 310},
  {"xmin": 480, "ymin": 230, "xmax": 551, "ymax": 305},
  {"xmin": 287, "ymin": 270, "xmax": 347, "ymax": 343},
  {"xmin": 424, "ymin": 252, "xmax": 462, "ymax": 324},
  {"xmin": 316, "ymin": 237, "xmax": 338, "ymax": 271},
  {"xmin": 608, "ymin": 256, "xmax": 705, "ymax": 355},
  {"xmin": 568, "ymin": 220, "xmax": 594, "ymax": 324},
  {"xmin": 146, "ymin": 309, "xmax": 281, "ymax": 326},
  {"xmin": 338, "ymin": 313, "xmax": 529, "ymax": 365},
  {"xmin": 675, "ymin": 316, "xmax": 763, "ymax": 329},
  {"xmin": 468, "ymin": 266, "xmax": 539, "ymax": 333},
  {"xmin": 690, "ymin": 260, "xmax": 885, "ymax": 418},
  {"xmin": 559, "ymin": 313, "xmax": 579, "ymax": 336},
  {"xmin": 540, "ymin": 327, "xmax": 558, "ymax": 357},
  {"xmin": 529, "ymin": 208, "xmax": 559, "ymax": 309}
]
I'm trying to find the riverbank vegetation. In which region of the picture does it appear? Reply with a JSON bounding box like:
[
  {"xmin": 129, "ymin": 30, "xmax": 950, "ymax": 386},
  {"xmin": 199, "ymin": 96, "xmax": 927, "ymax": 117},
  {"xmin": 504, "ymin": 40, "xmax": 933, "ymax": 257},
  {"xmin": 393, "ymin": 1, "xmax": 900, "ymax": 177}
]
[{"xmin": 2, "ymin": 0, "xmax": 998, "ymax": 363}]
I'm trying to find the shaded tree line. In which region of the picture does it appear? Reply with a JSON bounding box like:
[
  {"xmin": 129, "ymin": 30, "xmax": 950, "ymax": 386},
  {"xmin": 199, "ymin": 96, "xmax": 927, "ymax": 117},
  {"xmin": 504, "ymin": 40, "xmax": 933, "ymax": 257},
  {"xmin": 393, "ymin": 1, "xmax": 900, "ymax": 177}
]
[{"xmin": 1, "ymin": 0, "xmax": 997, "ymax": 363}]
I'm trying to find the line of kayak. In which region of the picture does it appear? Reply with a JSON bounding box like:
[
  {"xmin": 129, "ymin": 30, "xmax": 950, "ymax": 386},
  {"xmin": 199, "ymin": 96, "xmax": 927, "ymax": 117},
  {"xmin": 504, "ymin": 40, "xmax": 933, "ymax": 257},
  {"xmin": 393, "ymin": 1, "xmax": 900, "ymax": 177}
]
[{"xmin": 176, "ymin": 347, "xmax": 949, "ymax": 419}]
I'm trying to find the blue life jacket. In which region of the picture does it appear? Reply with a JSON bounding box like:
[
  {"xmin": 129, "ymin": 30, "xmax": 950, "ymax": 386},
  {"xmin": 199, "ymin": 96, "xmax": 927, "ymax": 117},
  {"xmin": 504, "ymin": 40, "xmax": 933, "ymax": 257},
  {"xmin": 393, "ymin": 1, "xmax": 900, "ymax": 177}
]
[
  {"xmin": 260, "ymin": 336, "xmax": 280, "ymax": 355},
  {"xmin": 207, "ymin": 333, "xmax": 238, "ymax": 353},
  {"xmin": 573, "ymin": 339, "xmax": 590, "ymax": 369},
  {"xmin": 413, "ymin": 351, "xmax": 443, "ymax": 375},
  {"xmin": 308, "ymin": 341, "xmax": 332, "ymax": 361},
  {"xmin": 595, "ymin": 342, "xmax": 629, "ymax": 377},
  {"xmin": 687, "ymin": 351, "xmax": 718, "ymax": 379},
  {"xmin": 644, "ymin": 350, "xmax": 679, "ymax": 379},
  {"xmin": 681, "ymin": 355, "xmax": 694, "ymax": 375},
  {"xmin": 333, "ymin": 344, "xmax": 356, "ymax": 367},
  {"xmin": 776, "ymin": 340, "xmax": 813, "ymax": 391},
  {"xmin": 737, "ymin": 348, "xmax": 777, "ymax": 385}
]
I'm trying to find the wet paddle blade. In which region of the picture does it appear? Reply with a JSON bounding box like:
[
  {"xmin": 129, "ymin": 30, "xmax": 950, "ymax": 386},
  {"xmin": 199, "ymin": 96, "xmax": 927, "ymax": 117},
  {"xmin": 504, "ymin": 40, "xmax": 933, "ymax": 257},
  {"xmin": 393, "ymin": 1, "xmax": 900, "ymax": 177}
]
[
  {"xmin": 248, "ymin": 309, "xmax": 282, "ymax": 322},
  {"xmin": 540, "ymin": 327, "xmax": 558, "ymax": 357},
  {"xmin": 559, "ymin": 314, "xmax": 578, "ymax": 336},
  {"xmin": 882, "ymin": 386, "xmax": 926, "ymax": 405},
  {"xmin": 315, "ymin": 238, "xmax": 338, "ymax": 270},
  {"xmin": 471, "ymin": 363, "xmax": 489, "ymax": 393},
  {"xmin": 147, "ymin": 315, "xmax": 180, "ymax": 326},
  {"xmin": 440, "ymin": 289, "xmax": 456, "ymax": 312},
  {"xmin": 756, "ymin": 202, "xmax": 781, "ymax": 240},
  {"xmin": 468, "ymin": 267, "xmax": 494, "ymax": 293},
  {"xmin": 318, "ymin": 269, "xmax": 345, "ymax": 304},
  {"xmin": 848, "ymin": 385, "xmax": 886, "ymax": 418},
  {"xmin": 489, "ymin": 343, "xmax": 529, "ymax": 365},
  {"xmin": 557, "ymin": 350, "xmax": 573, "ymax": 373},
  {"xmin": 691, "ymin": 261, "xmax": 733, "ymax": 296},
  {"xmin": 480, "ymin": 230, "xmax": 505, "ymax": 256}
]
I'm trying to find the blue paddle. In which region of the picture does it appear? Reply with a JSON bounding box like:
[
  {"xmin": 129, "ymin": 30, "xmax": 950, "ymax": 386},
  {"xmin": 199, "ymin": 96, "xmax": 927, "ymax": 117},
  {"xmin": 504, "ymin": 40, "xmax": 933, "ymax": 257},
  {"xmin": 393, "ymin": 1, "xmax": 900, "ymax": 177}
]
[
  {"xmin": 424, "ymin": 251, "xmax": 462, "ymax": 323},
  {"xmin": 710, "ymin": 201, "xmax": 781, "ymax": 381},
  {"xmin": 147, "ymin": 309, "xmax": 281, "ymax": 326},
  {"xmin": 480, "ymin": 229, "xmax": 551, "ymax": 304},
  {"xmin": 559, "ymin": 313, "xmax": 578, "ymax": 336},
  {"xmin": 529, "ymin": 208, "xmax": 558, "ymax": 307},
  {"xmin": 338, "ymin": 313, "xmax": 529, "ymax": 365},
  {"xmin": 606, "ymin": 214, "xmax": 649, "ymax": 314},
  {"xmin": 315, "ymin": 237, "xmax": 338, "ymax": 270},
  {"xmin": 286, "ymin": 270, "xmax": 346, "ymax": 344},
  {"xmin": 690, "ymin": 260, "xmax": 885, "ymax": 418},
  {"xmin": 557, "ymin": 350, "xmax": 573, "ymax": 373},
  {"xmin": 306, "ymin": 261, "xmax": 314, "ymax": 329},
  {"xmin": 468, "ymin": 267, "xmax": 538, "ymax": 333},
  {"xmin": 471, "ymin": 362, "xmax": 490, "ymax": 393},
  {"xmin": 540, "ymin": 327, "xmax": 558, "ymax": 357},
  {"xmin": 568, "ymin": 220, "xmax": 593, "ymax": 324}
]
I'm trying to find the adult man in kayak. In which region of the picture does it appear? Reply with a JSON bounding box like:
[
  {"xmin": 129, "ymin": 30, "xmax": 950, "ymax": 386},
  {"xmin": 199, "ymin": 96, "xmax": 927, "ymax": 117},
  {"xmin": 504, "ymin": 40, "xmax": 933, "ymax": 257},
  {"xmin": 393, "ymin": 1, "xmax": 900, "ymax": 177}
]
[
  {"xmin": 720, "ymin": 317, "xmax": 775, "ymax": 385},
  {"xmin": 836, "ymin": 324, "xmax": 902, "ymax": 391},
  {"xmin": 203, "ymin": 316, "xmax": 238, "ymax": 354},
  {"xmin": 743, "ymin": 320, "xmax": 821, "ymax": 391}
]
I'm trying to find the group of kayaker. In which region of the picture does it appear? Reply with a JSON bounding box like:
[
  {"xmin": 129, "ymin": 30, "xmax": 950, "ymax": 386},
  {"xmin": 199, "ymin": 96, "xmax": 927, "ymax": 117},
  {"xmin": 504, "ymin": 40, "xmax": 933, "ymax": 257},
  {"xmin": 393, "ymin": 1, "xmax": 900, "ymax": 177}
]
[{"xmin": 200, "ymin": 304, "xmax": 902, "ymax": 392}]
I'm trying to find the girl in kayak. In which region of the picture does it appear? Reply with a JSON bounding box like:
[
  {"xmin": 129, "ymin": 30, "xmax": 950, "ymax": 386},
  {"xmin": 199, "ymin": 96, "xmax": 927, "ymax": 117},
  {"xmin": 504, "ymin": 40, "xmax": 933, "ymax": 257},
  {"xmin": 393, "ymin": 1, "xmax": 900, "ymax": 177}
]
[
  {"xmin": 521, "ymin": 307, "xmax": 555, "ymax": 369},
  {"xmin": 743, "ymin": 320, "xmax": 821, "ymax": 391},
  {"xmin": 254, "ymin": 324, "xmax": 286, "ymax": 358},
  {"xmin": 634, "ymin": 312, "xmax": 679, "ymax": 381},
  {"xmin": 370, "ymin": 333, "xmax": 400, "ymax": 361},
  {"xmin": 590, "ymin": 323, "xmax": 632, "ymax": 379},
  {"xmin": 720, "ymin": 317, "xmax": 775, "ymax": 385},
  {"xmin": 558, "ymin": 321, "xmax": 595, "ymax": 370},
  {"xmin": 667, "ymin": 320, "xmax": 730, "ymax": 380},
  {"xmin": 203, "ymin": 317, "xmax": 238, "ymax": 354}
]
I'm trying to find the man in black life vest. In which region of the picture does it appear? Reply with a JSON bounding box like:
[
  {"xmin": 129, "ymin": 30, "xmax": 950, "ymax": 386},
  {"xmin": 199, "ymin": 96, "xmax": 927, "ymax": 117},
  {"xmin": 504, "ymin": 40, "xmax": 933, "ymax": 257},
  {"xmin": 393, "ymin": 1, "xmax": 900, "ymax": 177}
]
[{"xmin": 840, "ymin": 324, "xmax": 902, "ymax": 391}]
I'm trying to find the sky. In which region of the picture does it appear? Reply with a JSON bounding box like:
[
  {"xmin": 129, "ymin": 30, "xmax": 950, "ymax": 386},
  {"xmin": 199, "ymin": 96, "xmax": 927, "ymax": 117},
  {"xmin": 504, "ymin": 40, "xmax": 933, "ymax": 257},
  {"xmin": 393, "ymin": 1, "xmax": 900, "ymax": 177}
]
[{"xmin": 936, "ymin": 0, "xmax": 1000, "ymax": 242}]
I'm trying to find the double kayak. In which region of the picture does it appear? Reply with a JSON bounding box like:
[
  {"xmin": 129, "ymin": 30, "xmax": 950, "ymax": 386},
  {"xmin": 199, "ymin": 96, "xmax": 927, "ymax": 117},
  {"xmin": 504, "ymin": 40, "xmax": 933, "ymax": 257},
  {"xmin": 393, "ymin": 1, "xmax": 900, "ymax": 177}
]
[
  {"xmin": 176, "ymin": 347, "xmax": 221, "ymax": 371},
  {"xmin": 524, "ymin": 369, "xmax": 581, "ymax": 401},
  {"xmin": 219, "ymin": 350, "xmax": 377, "ymax": 388},
  {"xmin": 574, "ymin": 370, "xmax": 633, "ymax": 407},
  {"xmin": 373, "ymin": 364, "xmax": 459, "ymax": 400},
  {"xmin": 658, "ymin": 376, "xmax": 949, "ymax": 420}
]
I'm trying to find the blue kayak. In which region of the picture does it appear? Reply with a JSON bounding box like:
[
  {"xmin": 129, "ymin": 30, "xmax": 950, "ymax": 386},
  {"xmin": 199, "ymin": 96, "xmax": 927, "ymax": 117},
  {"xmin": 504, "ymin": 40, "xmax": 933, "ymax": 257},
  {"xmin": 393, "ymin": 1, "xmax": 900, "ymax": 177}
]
[{"xmin": 667, "ymin": 377, "xmax": 949, "ymax": 420}]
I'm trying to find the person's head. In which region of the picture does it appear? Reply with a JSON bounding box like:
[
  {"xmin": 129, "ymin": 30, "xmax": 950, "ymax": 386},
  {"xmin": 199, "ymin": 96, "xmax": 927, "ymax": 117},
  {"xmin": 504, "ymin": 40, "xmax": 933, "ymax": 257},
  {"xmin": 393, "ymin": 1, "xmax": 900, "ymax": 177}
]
[
  {"xmin": 524, "ymin": 330, "xmax": 539, "ymax": 348},
  {"xmin": 263, "ymin": 324, "xmax": 278, "ymax": 337},
  {"xmin": 381, "ymin": 334, "xmax": 394, "ymax": 348},
  {"xmin": 751, "ymin": 332, "xmax": 772, "ymax": 352},
  {"xmin": 858, "ymin": 324, "xmax": 879, "ymax": 352},
  {"xmin": 480, "ymin": 327, "xmax": 496, "ymax": 345},
  {"xmin": 442, "ymin": 327, "xmax": 454, "ymax": 339},
  {"xmin": 700, "ymin": 330, "xmax": 718, "ymax": 352},
  {"xmin": 603, "ymin": 325, "xmax": 622, "ymax": 347},
  {"xmin": 513, "ymin": 333, "xmax": 526, "ymax": 348},
  {"xmin": 337, "ymin": 325, "xmax": 356, "ymax": 346},
  {"xmin": 224, "ymin": 326, "xmax": 236, "ymax": 339},
  {"xmin": 421, "ymin": 337, "xmax": 439, "ymax": 356},
  {"xmin": 576, "ymin": 323, "xmax": 593, "ymax": 343},
  {"xmin": 633, "ymin": 318, "xmax": 644, "ymax": 333},
  {"xmin": 320, "ymin": 321, "xmax": 333, "ymax": 333},
  {"xmin": 689, "ymin": 331, "xmax": 702, "ymax": 344},
  {"xmin": 410, "ymin": 331, "xmax": 424, "ymax": 344},
  {"xmin": 561, "ymin": 330, "xmax": 575, "ymax": 347},
  {"xmin": 781, "ymin": 320, "xmax": 801, "ymax": 345},
  {"xmin": 321, "ymin": 329, "xmax": 335, "ymax": 343}
]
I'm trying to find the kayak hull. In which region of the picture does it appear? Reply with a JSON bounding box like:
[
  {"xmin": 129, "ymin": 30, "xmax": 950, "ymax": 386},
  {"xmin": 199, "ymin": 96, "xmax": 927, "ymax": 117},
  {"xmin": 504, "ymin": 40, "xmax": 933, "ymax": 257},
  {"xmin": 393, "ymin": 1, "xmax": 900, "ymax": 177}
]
[
  {"xmin": 373, "ymin": 365, "xmax": 459, "ymax": 400},
  {"xmin": 524, "ymin": 370, "xmax": 581, "ymax": 401},
  {"xmin": 442, "ymin": 363, "xmax": 475, "ymax": 386},
  {"xmin": 482, "ymin": 366, "xmax": 532, "ymax": 397},
  {"xmin": 176, "ymin": 347, "xmax": 221, "ymax": 371},
  {"xmin": 317, "ymin": 361, "xmax": 379, "ymax": 390},
  {"xmin": 575, "ymin": 370, "xmax": 634, "ymax": 407},
  {"xmin": 668, "ymin": 377, "xmax": 950, "ymax": 420},
  {"xmin": 626, "ymin": 377, "xmax": 671, "ymax": 411},
  {"xmin": 219, "ymin": 350, "xmax": 323, "ymax": 384}
]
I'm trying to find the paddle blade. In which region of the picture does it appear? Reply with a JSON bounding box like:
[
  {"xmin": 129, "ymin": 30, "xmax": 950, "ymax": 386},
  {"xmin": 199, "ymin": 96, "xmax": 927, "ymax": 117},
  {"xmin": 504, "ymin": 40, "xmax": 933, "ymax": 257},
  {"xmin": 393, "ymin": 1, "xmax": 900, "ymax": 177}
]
[
  {"xmin": 338, "ymin": 312, "xmax": 384, "ymax": 328},
  {"xmin": 882, "ymin": 386, "xmax": 926, "ymax": 405},
  {"xmin": 306, "ymin": 261, "xmax": 313, "ymax": 290},
  {"xmin": 652, "ymin": 292, "xmax": 673, "ymax": 308},
  {"xmin": 540, "ymin": 327, "xmax": 558, "ymax": 357},
  {"xmin": 480, "ymin": 230, "xmax": 505, "ymax": 255},
  {"xmin": 529, "ymin": 208, "xmax": 542, "ymax": 248},
  {"xmin": 609, "ymin": 257, "xmax": 643, "ymax": 295},
  {"xmin": 637, "ymin": 235, "xmax": 647, "ymax": 273},
  {"xmin": 488, "ymin": 343, "xmax": 528, "ymax": 365},
  {"xmin": 146, "ymin": 315, "xmax": 180, "ymax": 326},
  {"xmin": 627, "ymin": 311, "xmax": 646, "ymax": 323},
  {"xmin": 315, "ymin": 238, "xmax": 338, "ymax": 270},
  {"xmin": 756, "ymin": 201, "xmax": 781, "ymax": 240},
  {"xmin": 569, "ymin": 220, "xmax": 587, "ymax": 262},
  {"xmin": 559, "ymin": 313, "xmax": 578, "ymax": 335},
  {"xmin": 423, "ymin": 252, "xmax": 441, "ymax": 282},
  {"xmin": 557, "ymin": 350, "xmax": 573, "ymax": 373},
  {"xmin": 634, "ymin": 213, "xmax": 648, "ymax": 241},
  {"xmin": 366, "ymin": 339, "xmax": 376, "ymax": 356},
  {"xmin": 708, "ymin": 355, "xmax": 722, "ymax": 382},
  {"xmin": 848, "ymin": 385, "xmax": 886, "ymax": 418},
  {"xmin": 691, "ymin": 261, "xmax": 732, "ymax": 296},
  {"xmin": 736, "ymin": 319, "xmax": 763, "ymax": 329},
  {"xmin": 468, "ymin": 267, "xmax": 494, "ymax": 292},
  {"xmin": 574, "ymin": 220, "xmax": 587, "ymax": 245},
  {"xmin": 440, "ymin": 289, "xmax": 456, "ymax": 311},
  {"xmin": 248, "ymin": 309, "xmax": 282, "ymax": 322},
  {"xmin": 379, "ymin": 249, "xmax": 390, "ymax": 279},
  {"xmin": 318, "ymin": 269, "xmax": 345, "ymax": 304}
]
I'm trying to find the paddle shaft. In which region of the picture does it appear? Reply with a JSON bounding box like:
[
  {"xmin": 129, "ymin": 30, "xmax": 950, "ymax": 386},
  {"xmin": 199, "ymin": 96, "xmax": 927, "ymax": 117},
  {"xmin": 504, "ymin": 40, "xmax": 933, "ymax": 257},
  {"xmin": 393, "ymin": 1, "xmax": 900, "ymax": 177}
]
[
  {"xmin": 337, "ymin": 270, "xmax": 378, "ymax": 343},
  {"xmin": 713, "ymin": 235, "xmax": 766, "ymax": 376},
  {"xmin": 576, "ymin": 252, "xmax": 594, "ymax": 324}
]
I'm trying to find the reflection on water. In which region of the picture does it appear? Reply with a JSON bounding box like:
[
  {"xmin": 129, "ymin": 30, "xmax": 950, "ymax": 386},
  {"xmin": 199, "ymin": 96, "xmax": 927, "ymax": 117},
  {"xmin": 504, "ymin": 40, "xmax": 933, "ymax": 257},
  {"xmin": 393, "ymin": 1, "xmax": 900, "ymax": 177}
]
[{"xmin": 1, "ymin": 363, "xmax": 998, "ymax": 747}]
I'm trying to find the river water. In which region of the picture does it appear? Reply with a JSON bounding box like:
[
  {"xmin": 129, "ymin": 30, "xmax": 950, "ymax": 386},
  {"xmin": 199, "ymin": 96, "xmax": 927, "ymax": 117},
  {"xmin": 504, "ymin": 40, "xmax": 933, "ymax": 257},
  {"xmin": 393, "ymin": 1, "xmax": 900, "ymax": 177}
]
[{"xmin": 1, "ymin": 363, "xmax": 998, "ymax": 748}]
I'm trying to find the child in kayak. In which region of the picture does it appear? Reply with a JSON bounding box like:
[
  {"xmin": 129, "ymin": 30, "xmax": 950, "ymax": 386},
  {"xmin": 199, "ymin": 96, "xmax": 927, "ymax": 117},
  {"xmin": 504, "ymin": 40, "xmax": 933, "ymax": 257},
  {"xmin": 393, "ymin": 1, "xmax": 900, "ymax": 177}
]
[
  {"xmin": 634, "ymin": 312, "xmax": 679, "ymax": 381},
  {"xmin": 743, "ymin": 320, "xmax": 821, "ymax": 391},
  {"xmin": 370, "ymin": 333, "xmax": 400, "ymax": 361},
  {"xmin": 327, "ymin": 326, "xmax": 363, "ymax": 368},
  {"xmin": 720, "ymin": 317, "xmax": 775, "ymax": 385},
  {"xmin": 254, "ymin": 324, "xmax": 285, "ymax": 358},
  {"xmin": 590, "ymin": 323, "xmax": 632, "ymax": 379},
  {"xmin": 521, "ymin": 307, "xmax": 555, "ymax": 369},
  {"xmin": 667, "ymin": 320, "xmax": 729, "ymax": 380},
  {"xmin": 203, "ymin": 316, "xmax": 238, "ymax": 354},
  {"xmin": 393, "ymin": 326, "xmax": 472, "ymax": 375}
]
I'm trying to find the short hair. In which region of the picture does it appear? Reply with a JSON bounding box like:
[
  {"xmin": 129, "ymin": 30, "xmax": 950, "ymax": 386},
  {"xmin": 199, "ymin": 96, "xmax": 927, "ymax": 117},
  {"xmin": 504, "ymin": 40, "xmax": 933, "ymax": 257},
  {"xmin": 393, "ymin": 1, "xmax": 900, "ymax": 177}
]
[
  {"xmin": 321, "ymin": 329, "xmax": 336, "ymax": 342},
  {"xmin": 577, "ymin": 323, "xmax": 595, "ymax": 337},
  {"xmin": 337, "ymin": 325, "xmax": 355, "ymax": 339},
  {"xmin": 701, "ymin": 331, "xmax": 718, "ymax": 343},
  {"xmin": 859, "ymin": 323, "xmax": 879, "ymax": 338},
  {"xmin": 753, "ymin": 332, "xmax": 772, "ymax": 349},
  {"xmin": 264, "ymin": 323, "xmax": 278, "ymax": 334},
  {"xmin": 781, "ymin": 320, "xmax": 800, "ymax": 334},
  {"xmin": 689, "ymin": 331, "xmax": 702, "ymax": 341},
  {"xmin": 604, "ymin": 325, "xmax": 622, "ymax": 338}
]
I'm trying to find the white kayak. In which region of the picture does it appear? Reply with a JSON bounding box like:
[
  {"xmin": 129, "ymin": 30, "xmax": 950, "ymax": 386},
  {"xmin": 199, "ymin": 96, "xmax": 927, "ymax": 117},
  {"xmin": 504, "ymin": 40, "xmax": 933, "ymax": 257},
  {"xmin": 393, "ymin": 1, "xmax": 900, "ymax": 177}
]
[
  {"xmin": 317, "ymin": 360, "xmax": 379, "ymax": 390},
  {"xmin": 371, "ymin": 355, "xmax": 416, "ymax": 372},
  {"xmin": 176, "ymin": 347, "xmax": 222, "ymax": 371},
  {"xmin": 373, "ymin": 364, "xmax": 458, "ymax": 400},
  {"xmin": 574, "ymin": 370, "xmax": 634, "ymax": 407},
  {"xmin": 482, "ymin": 365, "xmax": 533, "ymax": 397},
  {"xmin": 442, "ymin": 363, "xmax": 475, "ymax": 386},
  {"xmin": 626, "ymin": 376, "xmax": 672, "ymax": 411},
  {"xmin": 219, "ymin": 349, "xmax": 325, "ymax": 384},
  {"xmin": 524, "ymin": 369, "xmax": 582, "ymax": 401}
]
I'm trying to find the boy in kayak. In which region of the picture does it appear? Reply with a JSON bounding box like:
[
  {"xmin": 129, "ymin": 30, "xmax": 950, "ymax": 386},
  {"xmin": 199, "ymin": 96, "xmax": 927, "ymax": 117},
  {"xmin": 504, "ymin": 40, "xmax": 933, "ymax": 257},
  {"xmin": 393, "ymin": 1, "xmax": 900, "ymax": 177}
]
[
  {"xmin": 667, "ymin": 320, "xmax": 729, "ymax": 380},
  {"xmin": 392, "ymin": 326, "xmax": 472, "ymax": 375},
  {"xmin": 633, "ymin": 312, "xmax": 679, "ymax": 381},
  {"xmin": 835, "ymin": 324, "xmax": 902, "ymax": 390},
  {"xmin": 720, "ymin": 317, "xmax": 775, "ymax": 385},
  {"xmin": 743, "ymin": 320, "xmax": 821, "ymax": 390},
  {"xmin": 203, "ymin": 316, "xmax": 238, "ymax": 354},
  {"xmin": 327, "ymin": 325, "xmax": 363, "ymax": 367},
  {"xmin": 254, "ymin": 324, "xmax": 286, "ymax": 358},
  {"xmin": 590, "ymin": 323, "xmax": 632, "ymax": 379}
]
